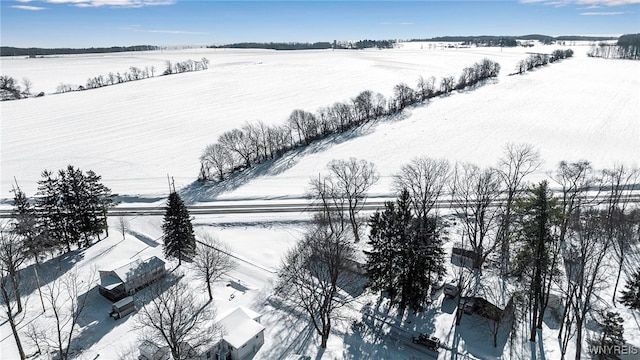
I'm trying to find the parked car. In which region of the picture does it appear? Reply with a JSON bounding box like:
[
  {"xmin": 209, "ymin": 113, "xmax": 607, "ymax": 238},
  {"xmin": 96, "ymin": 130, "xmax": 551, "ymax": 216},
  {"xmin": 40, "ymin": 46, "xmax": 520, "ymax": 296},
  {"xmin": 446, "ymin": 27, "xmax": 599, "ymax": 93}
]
[
  {"xmin": 443, "ymin": 283, "xmax": 460, "ymax": 298},
  {"xmin": 411, "ymin": 333, "xmax": 440, "ymax": 350}
]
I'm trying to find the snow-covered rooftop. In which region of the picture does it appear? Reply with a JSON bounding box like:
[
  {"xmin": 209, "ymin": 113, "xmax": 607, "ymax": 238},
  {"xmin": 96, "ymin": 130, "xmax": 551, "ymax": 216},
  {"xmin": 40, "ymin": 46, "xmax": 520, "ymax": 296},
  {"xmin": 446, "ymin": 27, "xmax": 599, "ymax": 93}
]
[
  {"xmin": 110, "ymin": 256, "xmax": 164, "ymax": 283},
  {"xmin": 217, "ymin": 307, "xmax": 265, "ymax": 349}
]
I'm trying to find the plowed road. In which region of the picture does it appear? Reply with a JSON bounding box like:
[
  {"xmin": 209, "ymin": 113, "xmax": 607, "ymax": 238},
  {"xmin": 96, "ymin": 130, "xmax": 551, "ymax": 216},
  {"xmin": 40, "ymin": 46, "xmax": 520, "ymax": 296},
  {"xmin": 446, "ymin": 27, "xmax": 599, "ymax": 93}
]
[{"xmin": 1, "ymin": 193, "xmax": 639, "ymax": 218}]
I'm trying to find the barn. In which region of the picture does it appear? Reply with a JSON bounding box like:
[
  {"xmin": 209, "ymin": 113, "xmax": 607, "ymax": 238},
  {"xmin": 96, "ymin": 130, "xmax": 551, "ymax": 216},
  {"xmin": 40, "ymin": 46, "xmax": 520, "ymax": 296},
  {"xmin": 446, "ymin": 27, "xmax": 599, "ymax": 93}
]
[{"xmin": 98, "ymin": 256, "xmax": 166, "ymax": 301}]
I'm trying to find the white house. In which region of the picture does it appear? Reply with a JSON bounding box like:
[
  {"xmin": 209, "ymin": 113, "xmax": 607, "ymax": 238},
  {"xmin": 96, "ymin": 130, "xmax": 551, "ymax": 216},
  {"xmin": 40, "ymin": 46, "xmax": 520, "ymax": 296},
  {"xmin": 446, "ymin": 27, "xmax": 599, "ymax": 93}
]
[
  {"xmin": 216, "ymin": 307, "xmax": 265, "ymax": 360},
  {"xmin": 140, "ymin": 306, "xmax": 265, "ymax": 360}
]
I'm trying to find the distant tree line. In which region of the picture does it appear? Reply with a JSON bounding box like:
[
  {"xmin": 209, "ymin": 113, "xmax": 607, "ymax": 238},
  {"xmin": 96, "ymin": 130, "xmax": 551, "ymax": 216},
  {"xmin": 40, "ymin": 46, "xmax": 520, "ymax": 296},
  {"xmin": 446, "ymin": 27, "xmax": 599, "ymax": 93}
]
[
  {"xmin": 411, "ymin": 35, "xmax": 616, "ymax": 45},
  {"xmin": 514, "ymin": 48, "xmax": 573, "ymax": 75},
  {"xmin": 209, "ymin": 42, "xmax": 334, "ymax": 50},
  {"xmin": 588, "ymin": 33, "xmax": 640, "ymax": 60},
  {"xmin": 55, "ymin": 57, "xmax": 209, "ymax": 94},
  {"xmin": 210, "ymin": 39, "xmax": 395, "ymax": 50},
  {"xmin": 199, "ymin": 58, "xmax": 501, "ymax": 182},
  {"xmin": 0, "ymin": 45, "xmax": 158, "ymax": 57},
  {"xmin": 410, "ymin": 36, "xmax": 517, "ymax": 47}
]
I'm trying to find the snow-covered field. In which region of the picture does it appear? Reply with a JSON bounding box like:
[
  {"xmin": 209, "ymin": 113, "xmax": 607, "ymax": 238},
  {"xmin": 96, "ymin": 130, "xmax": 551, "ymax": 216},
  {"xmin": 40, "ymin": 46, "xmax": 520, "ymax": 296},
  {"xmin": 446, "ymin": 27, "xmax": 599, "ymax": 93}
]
[{"xmin": 1, "ymin": 42, "xmax": 639, "ymax": 359}]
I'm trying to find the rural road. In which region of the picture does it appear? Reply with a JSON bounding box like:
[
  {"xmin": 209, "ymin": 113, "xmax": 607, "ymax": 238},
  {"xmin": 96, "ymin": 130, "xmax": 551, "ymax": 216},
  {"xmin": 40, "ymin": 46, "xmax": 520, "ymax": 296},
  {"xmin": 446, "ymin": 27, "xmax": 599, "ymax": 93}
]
[{"xmin": 1, "ymin": 193, "xmax": 639, "ymax": 218}]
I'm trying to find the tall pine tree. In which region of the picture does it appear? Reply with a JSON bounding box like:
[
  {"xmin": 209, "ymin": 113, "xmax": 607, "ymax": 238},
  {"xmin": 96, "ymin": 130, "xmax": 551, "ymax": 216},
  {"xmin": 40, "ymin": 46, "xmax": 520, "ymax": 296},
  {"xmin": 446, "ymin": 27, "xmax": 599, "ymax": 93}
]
[
  {"xmin": 365, "ymin": 189, "xmax": 445, "ymax": 312},
  {"xmin": 512, "ymin": 181, "xmax": 562, "ymax": 342},
  {"xmin": 11, "ymin": 182, "xmax": 42, "ymax": 262},
  {"xmin": 162, "ymin": 191, "xmax": 196, "ymax": 266},
  {"xmin": 620, "ymin": 268, "xmax": 640, "ymax": 309},
  {"xmin": 35, "ymin": 166, "xmax": 114, "ymax": 253}
]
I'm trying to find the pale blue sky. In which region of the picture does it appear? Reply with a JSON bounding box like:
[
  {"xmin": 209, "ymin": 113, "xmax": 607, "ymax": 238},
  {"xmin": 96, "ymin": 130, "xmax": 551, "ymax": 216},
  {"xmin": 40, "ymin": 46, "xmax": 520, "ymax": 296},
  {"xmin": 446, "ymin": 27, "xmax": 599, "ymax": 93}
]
[{"xmin": 1, "ymin": 0, "xmax": 639, "ymax": 47}]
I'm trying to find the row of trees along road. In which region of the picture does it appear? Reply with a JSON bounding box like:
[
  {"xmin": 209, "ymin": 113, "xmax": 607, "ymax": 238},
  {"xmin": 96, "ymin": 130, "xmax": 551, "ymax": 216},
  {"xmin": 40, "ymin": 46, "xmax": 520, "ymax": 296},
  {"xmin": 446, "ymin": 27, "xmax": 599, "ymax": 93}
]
[
  {"xmin": 199, "ymin": 58, "xmax": 500, "ymax": 182},
  {"xmin": 275, "ymin": 147, "xmax": 640, "ymax": 352}
]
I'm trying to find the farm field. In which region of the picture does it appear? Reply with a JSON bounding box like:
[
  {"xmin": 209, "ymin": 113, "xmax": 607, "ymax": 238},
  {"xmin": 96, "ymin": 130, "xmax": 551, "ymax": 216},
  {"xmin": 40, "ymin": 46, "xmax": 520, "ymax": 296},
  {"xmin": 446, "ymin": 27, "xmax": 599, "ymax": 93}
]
[{"xmin": 1, "ymin": 42, "xmax": 639, "ymax": 360}]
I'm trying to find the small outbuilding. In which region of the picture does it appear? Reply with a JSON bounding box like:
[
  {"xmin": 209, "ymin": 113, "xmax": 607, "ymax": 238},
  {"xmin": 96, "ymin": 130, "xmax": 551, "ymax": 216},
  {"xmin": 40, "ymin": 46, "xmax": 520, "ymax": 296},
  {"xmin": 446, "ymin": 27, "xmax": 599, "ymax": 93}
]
[{"xmin": 98, "ymin": 256, "xmax": 166, "ymax": 301}]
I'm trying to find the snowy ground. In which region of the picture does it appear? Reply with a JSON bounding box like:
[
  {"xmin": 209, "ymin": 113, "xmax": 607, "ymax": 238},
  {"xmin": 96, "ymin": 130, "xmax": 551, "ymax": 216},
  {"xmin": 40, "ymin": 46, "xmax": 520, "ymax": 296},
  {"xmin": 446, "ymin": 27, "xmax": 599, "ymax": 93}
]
[{"xmin": 1, "ymin": 42, "xmax": 639, "ymax": 359}]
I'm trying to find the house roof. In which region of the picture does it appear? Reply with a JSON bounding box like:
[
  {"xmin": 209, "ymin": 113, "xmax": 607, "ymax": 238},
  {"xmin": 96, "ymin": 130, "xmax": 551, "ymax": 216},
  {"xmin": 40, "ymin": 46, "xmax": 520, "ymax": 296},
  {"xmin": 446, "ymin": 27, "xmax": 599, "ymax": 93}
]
[
  {"xmin": 217, "ymin": 307, "xmax": 265, "ymax": 349},
  {"xmin": 110, "ymin": 256, "xmax": 165, "ymax": 283}
]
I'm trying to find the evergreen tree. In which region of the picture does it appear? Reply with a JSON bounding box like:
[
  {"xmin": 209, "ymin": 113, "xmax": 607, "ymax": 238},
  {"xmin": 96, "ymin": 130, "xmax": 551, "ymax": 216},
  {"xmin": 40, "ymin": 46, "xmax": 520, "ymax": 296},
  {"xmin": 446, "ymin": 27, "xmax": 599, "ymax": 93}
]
[
  {"xmin": 620, "ymin": 268, "xmax": 640, "ymax": 309},
  {"xmin": 11, "ymin": 182, "xmax": 42, "ymax": 262},
  {"xmin": 592, "ymin": 311, "xmax": 625, "ymax": 360},
  {"xmin": 512, "ymin": 181, "xmax": 562, "ymax": 342},
  {"xmin": 36, "ymin": 170, "xmax": 67, "ymax": 252},
  {"xmin": 365, "ymin": 189, "xmax": 444, "ymax": 312},
  {"xmin": 35, "ymin": 166, "xmax": 114, "ymax": 253},
  {"xmin": 162, "ymin": 192, "xmax": 196, "ymax": 266},
  {"xmin": 85, "ymin": 170, "xmax": 114, "ymax": 241}
]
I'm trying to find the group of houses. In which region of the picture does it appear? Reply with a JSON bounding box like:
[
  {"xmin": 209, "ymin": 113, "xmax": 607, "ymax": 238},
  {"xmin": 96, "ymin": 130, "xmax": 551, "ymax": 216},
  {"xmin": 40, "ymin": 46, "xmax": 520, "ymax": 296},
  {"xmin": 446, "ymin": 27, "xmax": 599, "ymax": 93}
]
[{"xmin": 97, "ymin": 256, "xmax": 265, "ymax": 360}]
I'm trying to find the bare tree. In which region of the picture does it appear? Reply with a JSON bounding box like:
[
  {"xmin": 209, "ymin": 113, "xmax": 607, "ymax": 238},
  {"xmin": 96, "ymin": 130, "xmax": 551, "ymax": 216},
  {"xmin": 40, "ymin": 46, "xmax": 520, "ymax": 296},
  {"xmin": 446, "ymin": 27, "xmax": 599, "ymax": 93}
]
[
  {"xmin": 552, "ymin": 160, "xmax": 598, "ymax": 242},
  {"xmin": 450, "ymin": 163, "xmax": 503, "ymax": 269},
  {"xmin": 192, "ymin": 232, "xmax": 236, "ymax": 301},
  {"xmin": 393, "ymin": 83, "xmax": 415, "ymax": 109},
  {"xmin": 276, "ymin": 215, "xmax": 359, "ymax": 348},
  {"xmin": 331, "ymin": 102, "xmax": 354, "ymax": 132},
  {"xmin": 219, "ymin": 129, "xmax": 253, "ymax": 169},
  {"xmin": 416, "ymin": 76, "xmax": 436, "ymax": 101},
  {"xmin": 0, "ymin": 224, "xmax": 25, "ymax": 314},
  {"xmin": 115, "ymin": 216, "xmax": 130, "ymax": 240},
  {"xmin": 25, "ymin": 323, "xmax": 46, "ymax": 358},
  {"xmin": 200, "ymin": 143, "xmax": 233, "ymax": 181},
  {"xmin": 0, "ymin": 227, "xmax": 26, "ymax": 359},
  {"xmin": 393, "ymin": 156, "xmax": 451, "ymax": 220},
  {"xmin": 601, "ymin": 165, "xmax": 640, "ymax": 305},
  {"xmin": 40, "ymin": 268, "xmax": 94, "ymax": 360},
  {"xmin": 136, "ymin": 279, "xmax": 220, "ymax": 360},
  {"xmin": 324, "ymin": 158, "xmax": 379, "ymax": 242},
  {"xmin": 566, "ymin": 209, "xmax": 613, "ymax": 359},
  {"xmin": 440, "ymin": 76, "xmax": 455, "ymax": 93},
  {"xmin": 21, "ymin": 78, "xmax": 32, "ymax": 96},
  {"xmin": 287, "ymin": 109, "xmax": 317, "ymax": 146},
  {"xmin": 496, "ymin": 143, "xmax": 541, "ymax": 274},
  {"xmin": 352, "ymin": 90, "xmax": 374, "ymax": 123}
]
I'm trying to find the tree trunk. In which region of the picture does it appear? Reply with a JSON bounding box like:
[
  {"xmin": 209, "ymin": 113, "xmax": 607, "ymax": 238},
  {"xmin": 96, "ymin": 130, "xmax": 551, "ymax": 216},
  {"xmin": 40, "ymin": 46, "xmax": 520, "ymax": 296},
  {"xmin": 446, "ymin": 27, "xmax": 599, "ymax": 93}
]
[
  {"xmin": 530, "ymin": 270, "xmax": 540, "ymax": 342},
  {"xmin": 1, "ymin": 284, "xmax": 26, "ymax": 360},
  {"xmin": 321, "ymin": 318, "xmax": 331, "ymax": 348},
  {"xmin": 349, "ymin": 208, "xmax": 359, "ymax": 243},
  {"xmin": 10, "ymin": 272, "xmax": 22, "ymax": 314},
  {"xmin": 612, "ymin": 254, "xmax": 624, "ymax": 306},
  {"xmin": 493, "ymin": 328, "xmax": 498, "ymax": 347},
  {"xmin": 575, "ymin": 317, "xmax": 583, "ymax": 360},
  {"xmin": 207, "ymin": 279, "xmax": 213, "ymax": 301}
]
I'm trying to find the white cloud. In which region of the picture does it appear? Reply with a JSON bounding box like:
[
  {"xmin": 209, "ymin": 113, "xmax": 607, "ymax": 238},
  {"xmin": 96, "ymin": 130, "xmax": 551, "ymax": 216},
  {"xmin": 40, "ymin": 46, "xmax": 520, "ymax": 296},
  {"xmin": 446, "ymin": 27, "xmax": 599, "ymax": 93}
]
[
  {"xmin": 521, "ymin": 0, "xmax": 639, "ymax": 6},
  {"xmin": 575, "ymin": 0, "xmax": 639, "ymax": 5},
  {"xmin": 11, "ymin": 5, "xmax": 47, "ymax": 10},
  {"xmin": 43, "ymin": 0, "xmax": 175, "ymax": 7},
  {"xmin": 580, "ymin": 10, "xmax": 626, "ymax": 14}
]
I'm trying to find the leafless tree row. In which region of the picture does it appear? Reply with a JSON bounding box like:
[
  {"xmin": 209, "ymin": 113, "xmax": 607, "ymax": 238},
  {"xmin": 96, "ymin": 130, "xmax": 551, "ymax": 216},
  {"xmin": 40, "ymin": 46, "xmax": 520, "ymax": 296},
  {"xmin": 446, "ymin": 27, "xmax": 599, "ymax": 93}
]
[
  {"xmin": 200, "ymin": 58, "xmax": 501, "ymax": 182},
  {"xmin": 54, "ymin": 57, "xmax": 209, "ymax": 93},
  {"xmin": 515, "ymin": 48, "xmax": 573, "ymax": 75}
]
